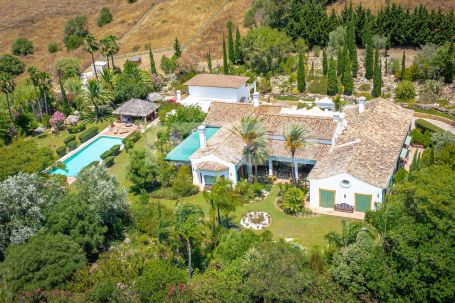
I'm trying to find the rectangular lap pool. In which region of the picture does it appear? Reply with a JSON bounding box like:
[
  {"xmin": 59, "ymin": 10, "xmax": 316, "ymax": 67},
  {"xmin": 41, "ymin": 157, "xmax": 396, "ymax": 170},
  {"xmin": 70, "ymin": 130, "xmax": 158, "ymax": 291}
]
[
  {"xmin": 165, "ymin": 127, "xmax": 220, "ymax": 162},
  {"xmin": 50, "ymin": 136, "xmax": 123, "ymax": 177}
]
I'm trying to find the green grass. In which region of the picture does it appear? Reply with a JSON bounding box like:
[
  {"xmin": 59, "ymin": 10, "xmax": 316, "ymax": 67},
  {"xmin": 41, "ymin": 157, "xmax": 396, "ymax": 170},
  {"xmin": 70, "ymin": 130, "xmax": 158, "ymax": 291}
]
[
  {"xmin": 171, "ymin": 186, "xmax": 353, "ymax": 248},
  {"xmin": 414, "ymin": 108, "xmax": 455, "ymax": 121},
  {"xmin": 275, "ymin": 95, "xmax": 301, "ymax": 101}
]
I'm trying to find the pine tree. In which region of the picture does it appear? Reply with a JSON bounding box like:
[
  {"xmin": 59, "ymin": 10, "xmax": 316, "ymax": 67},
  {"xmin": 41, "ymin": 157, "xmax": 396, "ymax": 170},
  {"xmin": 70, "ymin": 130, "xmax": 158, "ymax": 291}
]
[
  {"xmin": 297, "ymin": 53, "xmax": 306, "ymax": 93},
  {"xmin": 400, "ymin": 50, "xmax": 406, "ymax": 81},
  {"xmin": 342, "ymin": 53, "xmax": 353, "ymax": 95},
  {"xmin": 322, "ymin": 49, "xmax": 328, "ymax": 75},
  {"xmin": 372, "ymin": 46, "xmax": 382, "ymax": 97},
  {"xmin": 148, "ymin": 43, "xmax": 157, "ymax": 74},
  {"xmin": 443, "ymin": 42, "xmax": 454, "ymax": 84},
  {"xmin": 207, "ymin": 51, "xmax": 212, "ymax": 73},
  {"xmin": 223, "ymin": 34, "xmax": 228, "ymax": 74},
  {"xmin": 327, "ymin": 56, "xmax": 338, "ymax": 96},
  {"xmin": 337, "ymin": 47, "xmax": 344, "ymax": 76},
  {"xmin": 227, "ymin": 21, "xmax": 235, "ymax": 64},
  {"xmin": 347, "ymin": 19, "xmax": 358, "ymax": 77},
  {"xmin": 174, "ymin": 37, "xmax": 181, "ymax": 58},
  {"xmin": 234, "ymin": 26, "xmax": 242, "ymax": 64}
]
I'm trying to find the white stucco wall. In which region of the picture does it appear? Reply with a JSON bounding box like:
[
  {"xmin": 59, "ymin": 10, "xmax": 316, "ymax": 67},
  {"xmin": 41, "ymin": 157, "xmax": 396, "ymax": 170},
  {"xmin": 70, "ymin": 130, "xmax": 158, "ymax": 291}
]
[
  {"xmin": 188, "ymin": 86, "xmax": 239, "ymax": 101},
  {"xmin": 308, "ymin": 173, "xmax": 384, "ymax": 211},
  {"xmin": 190, "ymin": 154, "xmax": 237, "ymax": 190}
]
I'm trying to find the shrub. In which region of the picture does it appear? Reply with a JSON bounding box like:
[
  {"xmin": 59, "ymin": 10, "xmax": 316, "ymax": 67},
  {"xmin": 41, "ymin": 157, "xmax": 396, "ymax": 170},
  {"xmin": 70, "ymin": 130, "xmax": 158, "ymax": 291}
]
[
  {"xmin": 150, "ymin": 187, "xmax": 180, "ymax": 200},
  {"xmin": 78, "ymin": 127, "xmax": 98, "ymax": 143},
  {"xmin": 415, "ymin": 119, "xmax": 444, "ymax": 133},
  {"xmin": 395, "ymin": 80, "xmax": 415, "ymax": 102},
  {"xmin": 122, "ymin": 131, "xmax": 141, "ymax": 151},
  {"xmin": 67, "ymin": 140, "xmax": 77, "ymax": 151},
  {"xmin": 12, "ymin": 38, "xmax": 34, "ymax": 56},
  {"xmin": 64, "ymin": 135, "xmax": 76, "ymax": 145},
  {"xmin": 110, "ymin": 144, "xmax": 121, "ymax": 156},
  {"xmin": 49, "ymin": 111, "xmax": 65, "ymax": 131},
  {"xmin": 103, "ymin": 156, "xmax": 114, "ymax": 167},
  {"xmin": 63, "ymin": 15, "xmax": 88, "ymax": 50},
  {"xmin": 100, "ymin": 149, "xmax": 113, "ymax": 160},
  {"xmin": 84, "ymin": 160, "xmax": 99, "ymax": 171},
  {"xmin": 97, "ymin": 7, "xmax": 113, "ymax": 27},
  {"xmin": 410, "ymin": 128, "xmax": 431, "ymax": 147},
  {"xmin": 67, "ymin": 123, "xmax": 86, "ymax": 134},
  {"xmin": 48, "ymin": 42, "xmax": 58, "ymax": 53},
  {"xmin": 56, "ymin": 146, "xmax": 67, "ymax": 157},
  {"xmin": 308, "ymin": 77, "xmax": 328, "ymax": 94},
  {"xmin": 0, "ymin": 54, "xmax": 25, "ymax": 75},
  {"xmin": 172, "ymin": 166, "xmax": 198, "ymax": 197},
  {"xmin": 278, "ymin": 184, "xmax": 307, "ymax": 215},
  {"xmin": 65, "ymin": 35, "xmax": 84, "ymax": 50}
]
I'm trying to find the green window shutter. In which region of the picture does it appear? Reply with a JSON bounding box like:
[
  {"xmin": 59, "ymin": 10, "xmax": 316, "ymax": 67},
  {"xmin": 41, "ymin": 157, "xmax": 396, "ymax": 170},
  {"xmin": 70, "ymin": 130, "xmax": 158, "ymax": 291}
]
[
  {"xmin": 355, "ymin": 194, "xmax": 371, "ymax": 212},
  {"xmin": 320, "ymin": 190, "xmax": 335, "ymax": 208}
]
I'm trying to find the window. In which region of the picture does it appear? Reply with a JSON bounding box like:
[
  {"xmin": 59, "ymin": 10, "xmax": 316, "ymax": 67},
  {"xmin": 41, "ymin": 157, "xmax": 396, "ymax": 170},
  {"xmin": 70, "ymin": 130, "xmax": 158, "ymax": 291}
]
[{"xmin": 340, "ymin": 179, "xmax": 351, "ymax": 188}]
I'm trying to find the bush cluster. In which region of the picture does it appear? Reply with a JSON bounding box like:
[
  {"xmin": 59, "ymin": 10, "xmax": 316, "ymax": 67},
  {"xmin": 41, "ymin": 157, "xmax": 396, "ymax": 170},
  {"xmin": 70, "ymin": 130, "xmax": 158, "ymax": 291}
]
[
  {"xmin": 67, "ymin": 140, "xmax": 77, "ymax": 151},
  {"xmin": 78, "ymin": 127, "xmax": 98, "ymax": 143},
  {"xmin": 100, "ymin": 144, "xmax": 121, "ymax": 160},
  {"xmin": 415, "ymin": 119, "xmax": 444, "ymax": 133},
  {"xmin": 64, "ymin": 135, "xmax": 76, "ymax": 145},
  {"xmin": 122, "ymin": 131, "xmax": 141, "ymax": 151},
  {"xmin": 56, "ymin": 146, "xmax": 67, "ymax": 157},
  {"xmin": 97, "ymin": 7, "xmax": 113, "ymax": 27},
  {"xmin": 277, "ymin": 184, "xmax": 308, "ymax": 215},
  {"xmin": 67, "ymin": 123, "xmax": 86, "ymax": 134},
  {"xmin": 103, "ymin": 156, "xmax": 115, "ymax": 168},
  {"xmin": 12, "ymin": 38, "xmax": 34, "ymax": 56},
  {"xmin": 410, "ymin": 128, "xmax": 431, "ymax": 147},
  {"xmin": 48, "ymin": 42, "xmax": 58, "ymax": 54}
]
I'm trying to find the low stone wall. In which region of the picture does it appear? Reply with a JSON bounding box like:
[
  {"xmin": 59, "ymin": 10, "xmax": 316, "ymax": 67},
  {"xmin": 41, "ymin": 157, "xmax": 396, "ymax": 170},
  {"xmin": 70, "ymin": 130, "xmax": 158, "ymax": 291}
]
[{"xmin": 413, "ymin": 112, "xmax": 455, "ymax": 126}]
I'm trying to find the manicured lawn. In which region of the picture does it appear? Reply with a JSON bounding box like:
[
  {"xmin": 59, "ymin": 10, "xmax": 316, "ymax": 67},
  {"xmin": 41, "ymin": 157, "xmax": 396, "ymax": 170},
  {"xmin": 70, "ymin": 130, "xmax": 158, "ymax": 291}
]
[
  {"xmin": 32, "ymin": 118, "xmax": 114, "ymax": 153},
  {"xmin": 178, "ymin": 185, "xmax": 354, "ymax": 248}
]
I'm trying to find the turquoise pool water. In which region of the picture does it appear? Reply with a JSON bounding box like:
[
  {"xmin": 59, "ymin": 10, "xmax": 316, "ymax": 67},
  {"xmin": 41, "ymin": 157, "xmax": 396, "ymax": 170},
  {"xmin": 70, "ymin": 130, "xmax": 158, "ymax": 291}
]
[
  {"xmin": 50, "ymin": 136, "xmax": 123, "ymax": 177},
  {"xmin": 165, "ymin": 127, "xmax": 220, "ymax": 162}
]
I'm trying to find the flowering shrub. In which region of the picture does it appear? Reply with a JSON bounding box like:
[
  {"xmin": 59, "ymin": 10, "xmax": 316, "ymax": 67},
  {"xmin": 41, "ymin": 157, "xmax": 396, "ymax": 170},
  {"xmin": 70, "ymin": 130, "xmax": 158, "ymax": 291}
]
[{"xmin": 49, "ymin": 111, "xmax": 65, "ymax": 131}]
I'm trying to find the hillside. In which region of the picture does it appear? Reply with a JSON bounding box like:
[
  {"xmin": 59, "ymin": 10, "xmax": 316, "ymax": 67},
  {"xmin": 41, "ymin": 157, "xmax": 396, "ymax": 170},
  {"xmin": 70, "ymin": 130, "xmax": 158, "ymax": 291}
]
[{"xmin": 327, "ymin": 0, "xmax": 455, "ymax": 12}]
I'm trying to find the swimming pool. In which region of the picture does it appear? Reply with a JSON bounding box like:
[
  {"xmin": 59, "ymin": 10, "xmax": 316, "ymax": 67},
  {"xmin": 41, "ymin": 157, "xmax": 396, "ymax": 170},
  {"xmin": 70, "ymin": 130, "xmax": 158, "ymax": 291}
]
[
  {"xmin": 50, "ymin": 136, "xmax": 124, "ymax": 177},
  {"xmin": 165, "ymin": 127, "xmax": 220, "ymax": 162}
]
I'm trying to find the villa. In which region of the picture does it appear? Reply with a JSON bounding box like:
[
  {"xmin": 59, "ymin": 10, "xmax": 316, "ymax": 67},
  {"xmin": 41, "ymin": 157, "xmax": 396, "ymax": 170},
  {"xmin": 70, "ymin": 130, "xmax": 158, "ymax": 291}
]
[
  {"xmin": 166, "ymin": 74, "xmax": 413, "ymax": 216},
  {"xmin": 176, "ymin": 73, "xmax": 252, "ymax": 112}
]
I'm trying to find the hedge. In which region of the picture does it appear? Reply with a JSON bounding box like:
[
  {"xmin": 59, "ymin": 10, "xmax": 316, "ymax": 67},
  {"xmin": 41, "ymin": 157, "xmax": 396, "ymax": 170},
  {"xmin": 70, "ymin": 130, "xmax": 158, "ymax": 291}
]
[
  {"xmin": 68, "ymin": 123, "xmax": 86, "ymax": 134},
  {"xmin": 103, "ymin": 156, "xmax": 114, "ymax": 167},
  {"xmin": 122, "ymin": 131, "xmax": 141, "ymax": 151},
  {"xmin": 56, "ymin": 146, "xmax": 67, "ymax": 157},
  {"xmin": 64, "ymin": 135, "xmax": 76, "ymax": 145},
  {"xmin": 82, "ymin": 160, "xmax": 99, "ymax": 173},
  {"xmin": 100, "ymin": 149, "xmax": 113, "ymax": 160},
  {"xmin": 415, "ymin": 119, "xmax": 444, "ymax": 133},
  {"xmin": 78, "ymin": 127, "xmax": 99, "ymax": 143},
  {"xmin": 110, "ymin": 144, "xmax": 121, "ymax": 156},
  {"xmin": 67, "ymin": 140, "xmax": 77, "ymax": 151}
]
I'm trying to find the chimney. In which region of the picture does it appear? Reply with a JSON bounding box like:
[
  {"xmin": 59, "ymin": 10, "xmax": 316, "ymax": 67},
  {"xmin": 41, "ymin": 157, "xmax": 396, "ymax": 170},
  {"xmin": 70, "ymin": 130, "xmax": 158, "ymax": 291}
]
[
  {"xmin": 197, "ymin": 125, "xmax": 206, "ymax": 149},
  {"xmin": 358, "ymin": 96, "xmax": 366, "ymax": 113},
  {"xmin": 253, "ymin": 80, "xmax": 257, "ymax": 93},
  {"xmin": 176, "ymin": 90, "xmax": 181, "ymax": 102},
  {"xmin": 253, "ymin": 92, "xmax": 260, "ymax": 107}
]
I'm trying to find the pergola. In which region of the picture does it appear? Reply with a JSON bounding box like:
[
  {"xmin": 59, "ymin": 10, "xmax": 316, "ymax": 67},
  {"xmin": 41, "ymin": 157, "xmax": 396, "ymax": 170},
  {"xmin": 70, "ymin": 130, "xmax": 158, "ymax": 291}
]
[{"xmin": 113, "ymin": 98, "xmax": 160, "ymax": 123}]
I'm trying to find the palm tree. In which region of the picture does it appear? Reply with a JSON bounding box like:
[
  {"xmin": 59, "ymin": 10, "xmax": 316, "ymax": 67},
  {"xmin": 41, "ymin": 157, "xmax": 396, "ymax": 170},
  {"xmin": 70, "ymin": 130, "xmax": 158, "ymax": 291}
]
[
  {"xmin": 251, "ymin": 141, "xmax": 269, "ymax": 181},
  {"xmin": 27, "ymin": 67, "xmax": 43, "ymax": 121},
  {"xmin": 235, "ymin": 117, "xmax": 267, "ymax": 183},
  {"xmin": 84, "ymin": 34, "xmax": 100, "ymax": 80},
  {"xmin": 101, "ymin": 34, "xmax": 119, "ymax": 69},
  {"xmin": 99, "ymin": 36, "xmax": 111, "ymax": 69},
  {"xmin": 0, "ymin": 72, "xmax": 16, "ymax": 127},
  {"xmin": 38, "ymin": 71, "xmax": 52, "ymax": 115},
  {"xmin": 99, "ymin": 68, "xmax": 116, "ymax": 95},
  {"xmin": 283, "ymin": 123, "xmax": 309, "ymax": 185},
  {"xmin": 82, "ymin": 79, "xmax": 108, "ymax": 121}
]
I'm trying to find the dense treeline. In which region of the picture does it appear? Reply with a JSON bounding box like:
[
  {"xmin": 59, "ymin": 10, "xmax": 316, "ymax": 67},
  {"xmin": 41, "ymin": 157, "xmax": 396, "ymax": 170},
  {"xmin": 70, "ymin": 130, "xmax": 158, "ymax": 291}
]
[{"xmin": 245, "ymin": 0, "xmax": 455, "ymax": 48}]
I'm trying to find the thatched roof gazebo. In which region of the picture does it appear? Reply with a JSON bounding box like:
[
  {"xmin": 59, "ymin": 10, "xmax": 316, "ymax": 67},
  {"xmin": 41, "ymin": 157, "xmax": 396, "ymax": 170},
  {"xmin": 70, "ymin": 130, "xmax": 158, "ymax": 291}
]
[{"xmin": 113, "ymin": 98, "xmax": 160, "ymax": 122}]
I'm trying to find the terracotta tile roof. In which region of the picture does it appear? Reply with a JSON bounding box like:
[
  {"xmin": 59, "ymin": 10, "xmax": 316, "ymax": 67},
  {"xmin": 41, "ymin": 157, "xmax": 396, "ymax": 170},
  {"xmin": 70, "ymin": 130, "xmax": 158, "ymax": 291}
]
[
  {"xmin": 203, "ymin": 102, "xmax": 255, "ymax": 127},
  {"xmin": 196, "ymin": 161, "xmax": 228, "ymax": 171},
  {"xmin": 268, "ymin": 140, "xmax": 331, "ymax": 161},
  {"xmin": 184, "ymin": 74, "xmax": 249, "ymax": 88},
  {"xmin": 308, "ymin": 98, "xmax": 414, "ymax": 188}
]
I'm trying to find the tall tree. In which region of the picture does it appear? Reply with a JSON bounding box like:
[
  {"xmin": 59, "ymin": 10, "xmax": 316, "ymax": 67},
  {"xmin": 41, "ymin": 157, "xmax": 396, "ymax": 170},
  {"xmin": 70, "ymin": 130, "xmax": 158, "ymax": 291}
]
[
  {"xmin": 206, "ymin": 51, "xmax": 212, "ymax": 73},
  {"xmin": 148, "ymin": 43, "xmax": 157, "ymax": 74},
  {"xmin": 337, "ymin": 47, "xmax": 344, "ymax": 76},
  {"xmin": 322, "ymin": 49, "xmax": 328, "ymax": 75},
  {"xmin": 342, "ymin": 51, "xmax": 353, "ymax": 95},
  {"xmin": 27, "ymin": 67, "xmax": 43, "ymax": 121},
  {"xmin": 372, "ymin": 46, "xmax": 382, "ymax": 97},
  {"xmin": 175, "ymin": 203, "xmax": 205, "ymax": 279},
  {"xmin": 235, "ymin": 117, "xmax": 267, "ymax": 183},
  {"xmin": 283, "ymin": 123, "xmax": 308, "ymax": 185},
  {"xmin": 38, "ymin": 72, "xmax": 51, "ymax": 115},
  {"xmin": 346, "ymin": 19, "xmax": 358, "ymax": 77},
  {"xmin": 327, "ymin": 56, "xmax": 338, "ymax": 96},
  {"xmin": 297, "ymin": 52, "xmax": 306, "ymax": 92},
  {"xmin": 222, "ymin": 34, "xmax": 228, "ymax": 74},
  {"xmin": 83, "ymin": 33, "xmax": 100, "ymax": 80},
  {"xmin": 234, "ymin": 26, "xmax": 242, "ymax": 64},
  {"xmin": 400, "ymin": 50, "xmax": 406, "ymax": 81},
  {"xmin": 443, "ymin": 42, "xmax": 454, "ymax": 84},
  {"xmin": 227, "ymin": 21, "xmax": 235, "ymax": 64},
  {"xmin": 363, "ymin": 17, "xmax": 374, "ymax": 79},
  {"xmin": 82, "ymin": 79, "xmax": 107, "ymax": 121},
  {"xmin": 174, "ymin": 37, "xmax": 182, "ymax": 58},
  {"xmin": 0, "ymin": 72, "xmax": 16, "ymax": 127}
]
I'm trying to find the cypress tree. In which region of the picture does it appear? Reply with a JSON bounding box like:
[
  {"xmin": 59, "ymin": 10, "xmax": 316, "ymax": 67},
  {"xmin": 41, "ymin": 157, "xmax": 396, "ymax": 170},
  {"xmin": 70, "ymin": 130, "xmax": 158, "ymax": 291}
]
[
  {"xmin": 234, "ymin": 26, "xmax": 242, "ymax": 64},
  {"xmin": 227, "ymin": 21, "xmax": 235, "ymax": 64},
  {"xmin": 327, "ymin": 56, "xmax": 338, "ymax": 96},
  {"xmin": 400, "ymin": 50, "xmax": 406, "ymax": 80},
  {"xmin": 443, "ymin": 42, "xmax": 454, "ymax": 84},
  {"xmin": 372, "ymin": 46, "xmax": 382, "ymax": 97},
  {"xmin": 337, "ymin": 47, "xmax": 343, "ymax": 76},
  {"xmin": 347, "ymin": 20, "xmax": 358, "ymax": 77},
  {"xmin": 341, "ymin": 46, "xmax": 348, "ymax": 83},
  {"xmin": 174, "ymin": 37, "xmax": 181, "ymax": 58},
  {"xmin": 223, "ymin": 34, "xmax": 228, "ymax": 74},
  {"xmin": 207, "ymin": 51, "xmax": 212, "ymax": 73},
  {"xmin": 297, "ymin": 52, "xmax": 306, "ymax": 93},
  {"xmin": 363, "ymin": 18, "xmax": 374, "ymax": 79},
  {"xmin": 148, "ymin": 43, "xmax": 157, "ymax": 74},
  {"xmin": 342, "ymin": 54, "xmax": 353, "ymax": 95},
  {"xmin": 310, "ymin": 60, "xmax": 315, "ymax": 78},
  {"xmin": 322, "ymin": 49, "xmax": 328, "ymax": 75}
]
